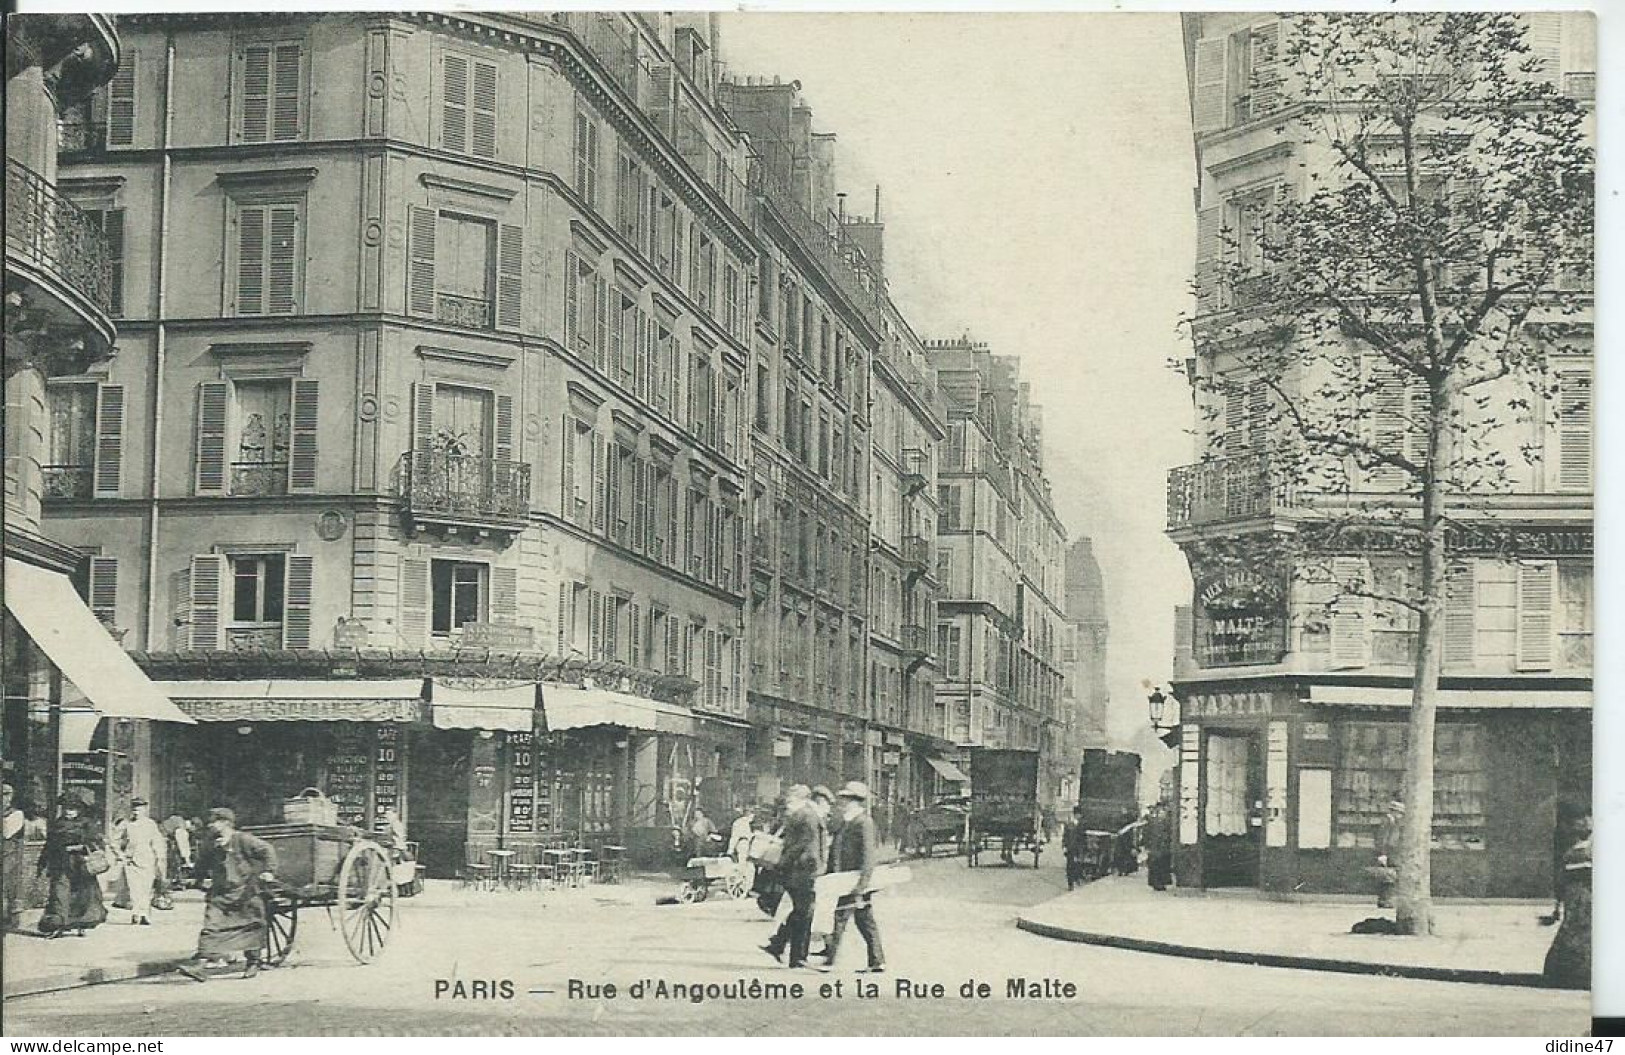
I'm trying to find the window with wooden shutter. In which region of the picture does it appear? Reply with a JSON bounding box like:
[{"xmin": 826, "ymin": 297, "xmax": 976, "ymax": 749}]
[
  {"xmin": 470, "ymin": 59, "xmax": 498, "ymax": 158},
  {"xmin": 267, "ymin": 203, "xmax": 299, "ymax": 314},
  {"xmin": 1528, "ymin": 13, "xmax": 1564, "ymax": 86},
  {"xmin": 1220, "ymin": 380, "xmax": 1246, "ymax": 457},
  {"xmin": 493, "ymin": 393, "xmax": 514, "ymax": 465},
  {"xmin": 189, "ymin": 554, "xmax": 225, "ymax": 650},
  {"xmin": 107, "ymin": 55, "xmax": 137, "ymax": 147},
  {"xmin": 240, "ymin": 42, "xmax": 303, "ymax": 143},
  {"xmin": 1329, "ymin": 556, "xmax": 1372, "ymax": 669},
  {"xmin": 574, "ymin": 111, "xmax": 599, "ymax": 207},
  {"xmin": 490, "ymin": 566, "xmax": 518, "ymax": 623},
  {"xmin": 287, "ymin": 379, "xmax": 319, "ymax": 493},
  {"xmin": 91, "ymin": 383, "xmax": 124, "ymax": 498},
  {"xmin": 234, "ymin": 200, "xmax": 301, "ymax": 316},
  {"xmin": 1443, "ymin": 561, "xmax": 1477, "ymax": 667},
  {"xmin": 1191, "ymin": 36, "xmax": 1228, "ymax": 134},
  {"xmin": 442, "ymin": 52, "xmax": 469, "ymax": 153},
  {"xmin": 282, "ymin": 554, "xmax": 314, "ymax": 649},
  {"xmin": 1552, "ymin": 365, "xmax": 1592, "ymax": 492},
  {"xmin": 88, "ymin": 557, "xmax": 118, "ymax": 627},
  {"xmin": 1245, "ymin": 21, "xmax": 1283, "ymax": 119},
  {"xmin": 560, "ymin": 415, "xmax": 578, "ymax": 520},
  {"xmin": 628, "ymin": 601, "xmax": 642, "ymax": 667},
  {"xmin": 85, "ymin": 209, "xmax": 125, "ymax": 317},
  {"xmin": 556, "ymin": 582, "xmax": 573, "ymax": 656},
  {"xmin": 1516, "ymin": 561, "xmax": 1556, "ymax": 671},
  {"xmin": 1194, "ymin": 205, "xmax": 1223, "ymax": 314},
  {"xmin": 411, "ymin": 382, "xmax": 436, "ymax": 453},
  {"xmin": 195, "ymin": 382, "xmax": 230, "ymax": 496},
  {"xmin": 593, "ymin": 275, "xmax": 610, "ymax": 373},
  {"xmin": 496, "ymin": 224, "xmax": 523, "ymax": 330},
  {"xmin": 399, "ymin": 557, "xmax": 430, "ymax": 646},
  {"xmin": 591, "ymin": 433, "xmax": 608, "ymax": 534},
  {"xmin": 408, "ymin": 207, "xmax": 437, "ymax": 318},
  {"xmin": 236, "ymin": 205, "xmax": 267, "ymax": 316},
  {"xmin": 1366, "ymin": 355, "xmax": 1423, "ymax": 490},
  {"xmin": 588, "ymin": 590, "xmax": 603, "ymax": 660}
]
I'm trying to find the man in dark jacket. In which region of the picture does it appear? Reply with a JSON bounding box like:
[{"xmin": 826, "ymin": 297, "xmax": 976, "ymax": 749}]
[
  {"xmin": 820, "ymin": 781, "xmax": 884, "ymax": 973},
  {"xmin": 761, "ymin": 785, "xmax": 828, "ymax": 968}
]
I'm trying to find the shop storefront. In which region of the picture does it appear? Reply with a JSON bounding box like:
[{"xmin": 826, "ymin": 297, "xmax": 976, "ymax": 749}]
[{"xmin": 1170, "ymin": 683, "xmax": 1591, "ymax": 897}]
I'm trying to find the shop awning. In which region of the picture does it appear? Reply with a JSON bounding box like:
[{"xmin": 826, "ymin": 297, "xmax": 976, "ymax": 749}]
[
  {"xmin": 158, "ymin": 679, "xmax": 426, "ymax": 723},
  {"xmin": 926, "ymin": 757, "xmax": 970, "ymax": 783},
  {"xmin": 4, "ymin": 558, "xmax": 193, "ymax": 724},
  {"xmin": 541, "ymin": 685, "xmax": 695, "ymax": 736},
  {"xmin": 429, "ymin": 679, "xmax": 538, "ymax": 732},
  {"xmin": 1307, "ymin": 684, "xmax": 1591, "ymax": 711}
]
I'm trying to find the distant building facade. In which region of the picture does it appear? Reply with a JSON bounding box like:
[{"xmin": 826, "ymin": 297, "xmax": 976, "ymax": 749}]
[{"xmin": 1060, "ymin": 536, "xmax": 1111, "ymax": 801}]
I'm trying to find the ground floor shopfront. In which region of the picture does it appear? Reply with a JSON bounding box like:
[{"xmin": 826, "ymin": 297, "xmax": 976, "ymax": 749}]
[{"xmin": 1167, "ymin": 679, "xmax": 1591, "ymax": 898}]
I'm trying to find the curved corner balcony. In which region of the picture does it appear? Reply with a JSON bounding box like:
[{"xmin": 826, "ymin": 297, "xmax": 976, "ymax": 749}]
[
  {"xmin": 396, "ymin": 449, "xmax": 532, "ymax": 539},
  {"xmin": 1166, "ymin": 452, "xmax": 1299, "ymax": 532},
  {"xmin": 5, "ymin": 159, "xmax": 117, "ymax": 368},
  {"xmin": 5, "ymin": 14, "xmax": 120, "ymax": 108}
]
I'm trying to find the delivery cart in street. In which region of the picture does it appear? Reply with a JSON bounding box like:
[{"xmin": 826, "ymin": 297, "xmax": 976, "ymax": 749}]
[
  {"xmin": 965, "ymin": 748, "xmax": 1043, "ymax": 868},
  {"xmin": 244, "ymin": 822, "xmax": 398, "ymax": 965}
]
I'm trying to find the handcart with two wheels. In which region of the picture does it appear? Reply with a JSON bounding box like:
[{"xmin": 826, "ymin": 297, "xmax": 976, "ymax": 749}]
[{"xmin": 243, "ymin": 823, "xmax": 399, "ymax": 966}]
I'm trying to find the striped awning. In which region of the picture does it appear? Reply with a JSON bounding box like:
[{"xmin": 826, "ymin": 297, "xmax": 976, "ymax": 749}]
[
  {"xmin": 157, "ymin": 679, "xmax": 427, "ymax": 723},
  {"xmin": 541, "ymin": 685, "xmax": 695, "ymax": 736}
]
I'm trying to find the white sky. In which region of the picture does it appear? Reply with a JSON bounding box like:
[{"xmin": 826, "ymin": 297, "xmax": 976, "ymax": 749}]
[{"xmin": 718, "ymin": 13, "xmax": 1197, "ymax": 752}]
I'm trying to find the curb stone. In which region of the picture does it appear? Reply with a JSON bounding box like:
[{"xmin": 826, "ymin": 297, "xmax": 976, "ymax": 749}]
[{"xmin": 1014, "ymin": 914, "xmax": 1572, "ymax": 991}]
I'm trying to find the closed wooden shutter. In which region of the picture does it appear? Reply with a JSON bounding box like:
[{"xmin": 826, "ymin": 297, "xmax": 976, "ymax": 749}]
[
  {"xmin": 1443, "ymin": 561, "xmax": 1477, "ymax": 667},
  {"xmin": 107, "ymin": 55, "xmax": 137, "ymax": 147},
  {"xmin": 607, "ymin": 446, "xmax": 623, "ymax": 544},
  {"xmin": 411, "ymin": 382, "xmax": 436, "ymax": 452},
  {"xmin": 408, "ymin": 207, "xmax": 437, "ymax": 318},
  {"xmin": 556, "ymin": 582, "xmax": 572, "ymax": 656},
  {"xmin": 471, "ymin": 60, "xmax": 498, "ymax": 158},
  {"xmin": 442, "ymin": 53, "xmax": 469, "ymax": 153},
  {"xmin": 1329, "ymin": 556, "xmax": 1371, "ymax": 669},
  {"xmin": 631, "ymin": 458, "xmax": 647, "ymax": 554},
  {"xmin": 588, "ymin": 590, "xmax": 603, "ymax": 660},
  {"xmin": 564, "ymin": 249, "xmax": 580, "ymax": 350},
  {"xmin": 194, "ymin": 382, "xmax": 230, "ymax": 496},
  {"xmin": 288, "ymin": 379, "xmax": 319, "ymax": 492},
  {"xmin": 242, "ymin": 44, "xmax": 272, "ymax": 141},
  {"xmin": 1517, "ymin": 561, "xmax": 1556, "ymax": 671},
  {"xmin": 1554, "ymin": 365, "xmax": 1592, "ymax": 491},
  {"xmin": 266, "ymin": 203, "xmax": 299, "ymax": 314},
  {"xmin": 93, "ymin": 383, "xmax": 124, "ymax": 498},
  {"xmin": 1221, "ymin": 381, "xmax": 1246, "ymax": 457},
  {"xmin": 1246, "ymin": 378, "xmax": 1271, "ymax": 452},
  {"xmin": 496, "ymin": 224, "xmax": 523, "ymax": 331},
  {"xmin": 1195, "ymin": 205, "xmax": 1223, "ymax": 314},
  {"xmin": 636, "ymin": 310, "xmax": 652, "ymax": 403},
  {"xmin": 1367, "ymin": 356, "xmax": 1407, "ymax": 490},
  {"xmin": 666, "ymin": 615, "xmax": 681, "ymax": 673},
  {"xmin": 236, "ymin": 205, "xmax": 267, "ymax": 315},
  {"xmin": 589, "ymin": 434, "xmax": 607, "ymax": 533},
  {"xmin": 88, "ymin": 557, "xmax": 118, "ymax": 626},
  {"xmin": 1191, "ymin": 36, "xmax": 1228, "ymax": 134},
  {"xmin": 491, "ymin": 566, "xmax": 518, "ymax": 623},
  {"xmin": 494, "ymin": 393, "xmax": 514, "ymax": 464},
  {"xmin": 189, "ymin": 554, "xmax": 225, "ymax": 650},
  {"xmin": 1247, "ymin": 21, "xmax": 1283, "ymax": 117},
  {"xmin": 593, "ymin": 275, "xmax": 610, "ymax": 373},
  {"xmin": 94, "ymin": 209, "xmax": 125, "ymax": 317},
  {"xmin": 283, "ymin": 554, "xmax": 314, "ymax": 649},
  {"xmin": 560, "ymin": 415, "xmax": 577, "ymax": 519},
  {"xmin": 272, "ymin": 43, "xmax": 302, "ymax": 141},
  {"xmin": 1528, "ymin": 14, "xmax": 1564, "ymax": 87},
  {"xmin": 399, "ymin": 557, "xmax": 430, "ymax": 646}
]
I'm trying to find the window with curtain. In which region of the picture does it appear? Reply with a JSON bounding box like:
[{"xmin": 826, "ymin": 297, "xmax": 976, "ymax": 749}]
[
  {"xmin": 1333, "ymin": 721, "xmax": 1486, "ymax": 849},
  {"xmin": 1204, "ymin": 734, "xmax": 1250, "ymax": 836}
]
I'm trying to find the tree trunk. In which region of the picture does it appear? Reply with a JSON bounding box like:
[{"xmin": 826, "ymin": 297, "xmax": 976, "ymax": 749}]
[{"xmin": 1394, "ymin": 374, "xmax": 1451, "ymax": 936}]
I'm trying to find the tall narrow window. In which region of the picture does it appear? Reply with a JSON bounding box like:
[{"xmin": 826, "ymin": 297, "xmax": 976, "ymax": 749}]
[
  {"xmin": 227, "ymin": 553, "xmax": 286, "ymax": 649},
  {"xmin": 239, "ymin": 41, "xmax": 304, "ymax": 143},
  {"xmin": 233, "ymin": 199, "xmax": 303, "ymax": 316},
  {"xmin": 431, "ymin": 559, "xmax": 487, "ymax": 635},
  {"xmin": 442, "ymin": 52, "xmax": 498, "ymax": 158},
  {"xmin": 574, "ymin": 110, "xmax": 600, "ymax": 208}
]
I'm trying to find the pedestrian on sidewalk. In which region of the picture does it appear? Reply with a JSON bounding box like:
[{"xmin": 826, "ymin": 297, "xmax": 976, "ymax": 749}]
[
  {"xmin": 1543, "ymin": 811, "xmax": 1591, "ymax": 989},
  {"xmin": 819, "ymin": 781, "xmax": 885, "ymax": 974},
  {"xmin": 3, "ymin": 784, "xmax": 30, "ymax": 931},
  {"xmin": 1061, "ymin": 806, "xmax": 1086, "ymax": 890},
  {"xmin": 1374, "ymin": 800, "xmax": 1404, "ymax": 910},
  {"xmin": 176, "ymin": 808, "xmax": 278, "ymax": 982},
  {"xmin": 36, "ymin": 789, "xmax": 107, "ymax": 939},
  {"xmin": 1144, "ymin": 803, "xmax": 1173, "ymax": 892},
  {"xmin": 115, "ymin": 798, "xmax": 168, "ymax": 926},
  {"xmin": 761, "ymin": 784, "xmax": 828, "ymax": 968}
]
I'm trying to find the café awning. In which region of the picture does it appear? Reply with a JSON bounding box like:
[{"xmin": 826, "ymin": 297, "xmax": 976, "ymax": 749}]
[
  {"xmin": 428, "ymin": 679, "xmax": 538, "ymax": 733},
  {"xmin": 4, "ymin": 558, "xmax": 193, "ymax": 724},
  {"xmin": 541, "ymin": 685, "xmax": 695, "ymax": 736},
  {"xmin": 1307, "ymin": 684, "xmax": 1591, "ymax": 711},
  {"xmin": 157, "ymin": 679, "xmax": 427, "ymax": 722},
  {"xmin": 926, "ymin": 757, "xmax": 970, "ymax": 783}
]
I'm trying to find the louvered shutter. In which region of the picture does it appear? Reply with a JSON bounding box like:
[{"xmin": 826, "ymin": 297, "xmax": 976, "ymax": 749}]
[
  {"xmin": 592, "ymin": 434, "xmax": 608, "ymax": 533},
  {"xmin": 408, "ymin": 207, "xmax": 437, "ymax": 318},
  {"xmin": 666, "ymin": 615, "xmax": 680, "ymax": 673},
  {"xmin": 266, "ymin": 204, "xmax": 299, "ymax": 314},
  {"xmin": 399, "ymin": 557, "xmax": 430, "ymax": 646},
  {"xmin": 1367, "ymin": 356, "xmax": 1407, "ymax": 490},
  {"xmin": 236, "ymin": 205, "xmax": 267, "ymax": 315},
  {"xmin": 88, "ymin": 557, "xmax": 118, "ymax": 626},
  {"xmin": 666, "ymin": 476, "xmax": 679, "ymax": 564},
  {"xmin": 635, "ymin": 310, "xmax": 650, "ymax": 402},
  {"xmin": 272, "ymin": 43, "xmax": 301, "ymax": 141},
  {"xmin": 1443, "ymin": 561, "xmax": 1477, "ymax": 667},
  {"xmin": 560, "ymin": 416, "xmax": 577, "ymax": 520},
  {"xmin": 194, "ymin": 382, "xmax": 230, "ymax": 496},
  {"xmin": 107, "ymin": 55, "xmax": 136, "ymax": 147},
  {"xmin": 1517, "ymin": 561, "xmax": 1556, "ymax": 670},
  {"xmin": 1247, "ymin": 378, "xmax": 1271, "ymax": 452},
  {"xmin": 1195, "ymin": 206, "xmax": 1223, "ymax": 314},
  {"xmin": 585, "ymin": 121, "xmax": 599, "ymax": 206},
  {"xmin": 556, "ymin": 582, "xmax": 571, "ymax": 656},
  {"xmin": 564, "ymin": 250, "xmax": 580, "ymax": 350},
  {"xmin": 607, "ymin": 446, "xmax": 623, "ymax": 544},
  {"xmin": 1329, "ymin": 556, "xmax": 1371, "ymax": 669},
  {"xmin": 574, "ymin": 114, "xmax": 590, "ymax": 197},
  {"xmin": 93, "ymin": 384, "xmax": 124, "ymax": 498},
  {"xmin": 442, "ymin": 53, "xmax": 469, "ymax": 153},
  {"xmin": 411, "ymin": 382, "xmax": 436, "ymax": 452},
  {"xmin": 1248, "ymin": 21, "xmax": 1282, "ymax": 118},
  {"xmin": 491, "ymin": 567, "xmax": 518, "ymax": 623},
  {"xmin": 629, "ymin": 602, "xmax": 642, "ymax": 667},
  {"xmin": 588, "ymin": 590, "xmax": 603, "ymax": 660},
  {"xmin": 471, "ymin": 60, "xmax": 498, "ymax": 158},
  {"xmin": 189, "ymin": 555, "xmax": 225, "ymax": 650},
  {"xmin": 1528, "ymin": 14, "xmax": 1564, "ymax": 87},
  {"xmin": 494, "ymin": 224, "xmax": 523, "ymax": 331},
  {"xmin": 631, "ymin": 459, "xmax": 647, "ymax": 554},
  {"xmin": 1192, "ymin": 36, "xmax": 1228, "ymax": 134},
  {"xmin": 288, "ymin": 379, "xmax": 319, "ymax": 492},
  {"xmin": 610, "ymin": 295, "xmax": 627, "ymax": 383},
  {"xmin": 1221, "ymin": 382, "xmax": 1246, "ymax": 457},
  {"xmin": 241, "ymin": 44, "xmax": 272, "ymax": 142},
  {"xmin": 594, "ymin": 275, "xmax": 610, "ymax": 373},
  {"xmin": 98, "ymin": 210, "xmax": 125, "ymax": 317},
  {"xmin": 282, "ymin": 554, "xmax": 314, "ymax": 649},
  {"xmin": 1554, "ymin": 366, "xmax": 1592, "ymax": 492}
]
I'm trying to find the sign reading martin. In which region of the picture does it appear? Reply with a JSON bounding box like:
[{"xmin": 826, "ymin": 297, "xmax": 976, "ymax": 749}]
[{"xmin": 1194, "ymin": 564, "xmax": 1288, "ymax": 668}]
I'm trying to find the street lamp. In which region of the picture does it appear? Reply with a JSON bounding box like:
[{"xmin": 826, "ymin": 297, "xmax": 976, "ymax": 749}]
[{"xmin": 1147, "ymin": 687, "xmax": 1176, "ymax": 734}]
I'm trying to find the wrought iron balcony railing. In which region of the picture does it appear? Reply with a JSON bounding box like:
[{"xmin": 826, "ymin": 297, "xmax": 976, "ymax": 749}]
[
  {"xmin": 6, "ymin": 159, "xmax": 114, "ymax": 314},
  {"xmin": 58, "ymin": 118, "xmax": 108, "ymax": 154},
  {"xmin": 397, "ymin": 450, "xmax": 531, "ymax": 528},
  {"xmin": 1166, "ymin": 451, "xmax": 1298, "ymax": 531},
  {"xmin": 42, "ymin": 465, "xmax": 93, "ymax": 500},
  {"xmin": 436, "ymin": 293, "xmax": 493, "ymax": 330},
  {"xmin": 231, "ymin": 461, "xmax": 288, "ymax": 497},
  {"xmin": 901, "ymin": 534, "xmax": 931, "ymax": 571}
]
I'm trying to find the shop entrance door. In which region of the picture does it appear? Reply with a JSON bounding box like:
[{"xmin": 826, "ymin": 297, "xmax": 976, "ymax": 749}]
[
  {"xmin": 407, "ymin": 729, "xmax": 471, "ymax": 879},
  {"xmin": 1202, "ymin": 729, "xmax": 1262, "ymax": 887}
]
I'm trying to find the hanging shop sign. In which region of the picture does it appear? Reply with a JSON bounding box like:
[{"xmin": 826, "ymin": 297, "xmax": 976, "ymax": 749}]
[{"xmin": 1193, "ymin": 564, "xmax": 1288, "ymax": 668}]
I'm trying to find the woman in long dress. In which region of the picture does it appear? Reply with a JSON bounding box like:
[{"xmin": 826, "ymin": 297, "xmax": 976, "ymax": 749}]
[
  {"xmin": 1543, "ymin": 813, "xmax": 1591, "ymax": 989},
  {"xmin": 36, "ymin": 791, "xmax": 107, "ymax": 938}
]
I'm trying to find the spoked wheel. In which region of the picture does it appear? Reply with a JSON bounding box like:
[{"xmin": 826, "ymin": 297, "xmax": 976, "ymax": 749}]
[
  {"xmin": 725, "ymin": 870, "xmax": 751, "ymax": 900},
  {"xmin": 262, "ymin": 895, "xmax": 297, "ymax": 966},
  {"xmin": 675, "ymin": 880, "xmax": 707, "ymax": 903},
  {"xmin": 337, "ymin": 840, "xmax": 396, "ymax": 964}
]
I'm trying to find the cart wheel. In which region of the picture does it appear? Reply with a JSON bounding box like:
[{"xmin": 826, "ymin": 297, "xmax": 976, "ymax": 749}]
[
  {"xmin": 262, "ymin": 896, "xmax": 297, "ymax": 967},
  {"xmin": 725, "ymin": 871, "xmax": 750, "ymax": 899},
  {"xmin": 338, "ymin": 840, "xmax": 397, "ymax": 964}
]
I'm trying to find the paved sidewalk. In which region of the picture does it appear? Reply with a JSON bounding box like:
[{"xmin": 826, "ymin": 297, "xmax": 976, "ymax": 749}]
[
  {"xmin": 4, "ymin": 892, "xmax": 206, "ymax": 998},
  {"xmin": 1016, "ymin": 875, "xmax": 1569, "ymax": 988}
]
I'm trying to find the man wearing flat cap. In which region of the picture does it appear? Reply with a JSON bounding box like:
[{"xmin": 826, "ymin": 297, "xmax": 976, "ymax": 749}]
[
  {"xmin": 762, "ymin": 784, "xmax": 829, "ymax": 968},
  {"xmin": 177, "ymin": 807, "xmax": 277, "ymax": 981},
  {"xmin": 821, "ymin": 781, "xmax": 885, "ymax": 973}
]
